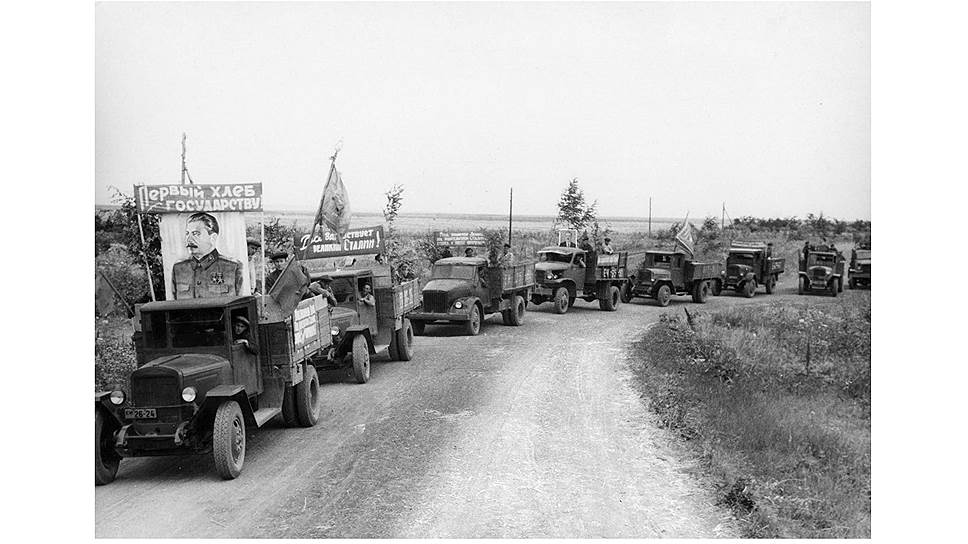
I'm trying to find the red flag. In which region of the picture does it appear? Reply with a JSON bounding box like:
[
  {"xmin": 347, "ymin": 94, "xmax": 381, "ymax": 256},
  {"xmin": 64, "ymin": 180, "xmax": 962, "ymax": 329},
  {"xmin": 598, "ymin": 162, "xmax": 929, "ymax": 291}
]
[
  {"xmin": 674, "ymin": 220, "xmax": 695, "ymax": 258},
  {"xmin": 315, "ymin": 165, "xmax": 351, "ymax": 238}
]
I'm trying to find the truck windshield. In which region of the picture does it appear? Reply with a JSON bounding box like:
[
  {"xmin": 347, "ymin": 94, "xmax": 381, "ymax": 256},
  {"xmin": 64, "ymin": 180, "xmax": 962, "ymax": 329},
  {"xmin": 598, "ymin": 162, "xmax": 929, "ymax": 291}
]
[
  {"xmin": 167, "ymin": 308, "xmax": 226, "ymax": 348},
  {"xmin": 538, "ymin": 252, "xmax": 573, "ymax": 264},
  {"xmin": 729, "ymin": 252, "xmax": 756, "ymax": 265},
  {"xmin": 330, "ymin": 277, "xmax": 358, "ymax": 304},
  {"xmin": 648, "ymin": 254, "xmax": 672, "ymax": 268},
  {"xmin": 431, "ymin": 264, "xmax": 476, "ymax": 280},
  {"xmin": 810, "ymin": 254, "xmax": 837, "ymax": 266}
]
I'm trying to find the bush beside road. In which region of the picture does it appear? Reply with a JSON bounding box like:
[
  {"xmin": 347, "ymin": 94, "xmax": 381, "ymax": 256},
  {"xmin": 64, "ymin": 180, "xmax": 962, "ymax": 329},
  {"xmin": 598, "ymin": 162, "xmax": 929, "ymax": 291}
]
[{"xmin": 628, "ymin": 293, "xmax": 871, "ymax": 538}]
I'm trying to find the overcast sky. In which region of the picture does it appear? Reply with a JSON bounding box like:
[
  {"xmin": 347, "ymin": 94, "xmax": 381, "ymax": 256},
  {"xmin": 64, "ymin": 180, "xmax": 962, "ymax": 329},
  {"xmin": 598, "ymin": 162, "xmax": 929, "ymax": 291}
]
[{"xmin": 95, "ymin": 2, "xmax": 870, "ymax": 220}]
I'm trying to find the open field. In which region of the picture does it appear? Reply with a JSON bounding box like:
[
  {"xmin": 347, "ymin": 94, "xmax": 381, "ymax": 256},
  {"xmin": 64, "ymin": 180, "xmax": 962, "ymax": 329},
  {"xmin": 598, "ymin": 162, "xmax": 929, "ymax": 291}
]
[{"xmin": 628, "ymin": 289, "xmax": 871, "ymax": 538}]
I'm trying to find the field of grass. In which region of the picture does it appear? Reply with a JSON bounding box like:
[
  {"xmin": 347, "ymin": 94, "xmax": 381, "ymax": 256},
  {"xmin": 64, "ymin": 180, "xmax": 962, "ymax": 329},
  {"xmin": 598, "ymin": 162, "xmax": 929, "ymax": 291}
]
[{"xmin": 629, "ymin": 294, "xmax": 871, "ymax": 538}]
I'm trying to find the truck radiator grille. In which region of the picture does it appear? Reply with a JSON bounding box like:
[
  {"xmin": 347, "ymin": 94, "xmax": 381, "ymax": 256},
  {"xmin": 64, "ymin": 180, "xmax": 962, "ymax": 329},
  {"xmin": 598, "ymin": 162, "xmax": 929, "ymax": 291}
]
[
  {"xmin": 131, "ymin": 375, "xmax": 179, "ymax": 407},
  {"xmin": 422, "ymin": 291, "xmax": 449, "ymax": 313},
  {"xmin": 726, "ymin": 264, "xmax": 741, "ymax": 277},
  {"xmin": 811, "ymin": 269, "xmax": 828, "ymax": 279}
]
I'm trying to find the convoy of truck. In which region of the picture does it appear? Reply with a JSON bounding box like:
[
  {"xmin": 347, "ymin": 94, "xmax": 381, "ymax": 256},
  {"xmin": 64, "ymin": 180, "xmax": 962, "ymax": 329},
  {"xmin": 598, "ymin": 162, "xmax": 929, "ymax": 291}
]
[{"xmin": 95, "ymin": 224, "xmax": 869, "ymax": 485}]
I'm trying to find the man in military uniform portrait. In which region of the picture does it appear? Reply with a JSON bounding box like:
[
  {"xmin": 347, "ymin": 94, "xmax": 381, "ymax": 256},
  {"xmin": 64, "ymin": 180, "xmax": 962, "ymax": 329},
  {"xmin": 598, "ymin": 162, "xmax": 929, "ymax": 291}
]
[{"xmin": 172, "ymin": 212, "xmax": 244, "ymax": 299}]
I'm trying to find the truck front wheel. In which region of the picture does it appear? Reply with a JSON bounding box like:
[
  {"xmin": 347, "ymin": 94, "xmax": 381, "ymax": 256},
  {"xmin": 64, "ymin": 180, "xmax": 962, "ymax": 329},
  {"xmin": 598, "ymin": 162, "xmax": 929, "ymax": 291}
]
[
  {"xmin": 395, "ymin": 318, "xmax": 414, "ymax": 360},
  {"xmin": 352, "ymin": 335, "xmax": 371, "ymax": 383},
  {"xmin": 465, "ymin": 304, "xmax": 482, "ymax": 335},
  {"xmin": 554, "ymin": 288, "xmax": 570, "ymax": 314},
  {"xmin": 655, "ymin": 285, "xmax": 672, "ymax": 307},
  {"xmin": 95, "ymin": 409, "xmax": 120, "ymax": 486},
  {"xmin": 743, "ymin": 279, "xmax": 757, "ymax": 298},
  {"xmin": 213, "ymin": 401, "xmax": 245, "ymax": 480},
  {"xmin": 295, "ymin": 365, "xmax": 320, "ymax": 427}
]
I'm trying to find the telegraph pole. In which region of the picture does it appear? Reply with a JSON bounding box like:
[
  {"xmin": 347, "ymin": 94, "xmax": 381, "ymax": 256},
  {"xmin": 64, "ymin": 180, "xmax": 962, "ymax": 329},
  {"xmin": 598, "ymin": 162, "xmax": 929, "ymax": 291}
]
[
  {"xmin": 508, "ymin": 187, "xmax": 513, "ymax": 245},
  {"xmin": 648, "ymin": 197, "xmax": 652, "ymax": 237}
]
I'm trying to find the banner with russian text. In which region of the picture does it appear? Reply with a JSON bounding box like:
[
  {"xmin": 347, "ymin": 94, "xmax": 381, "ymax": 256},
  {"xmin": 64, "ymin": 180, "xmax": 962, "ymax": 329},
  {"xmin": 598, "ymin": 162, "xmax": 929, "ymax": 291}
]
[
  {"xmin": 295, "ymin": 226, "xmax": 385, "ymax": 258},
  {"xmin": 135, "ymin": 183, "xmax": 263, "ymax": 214}
]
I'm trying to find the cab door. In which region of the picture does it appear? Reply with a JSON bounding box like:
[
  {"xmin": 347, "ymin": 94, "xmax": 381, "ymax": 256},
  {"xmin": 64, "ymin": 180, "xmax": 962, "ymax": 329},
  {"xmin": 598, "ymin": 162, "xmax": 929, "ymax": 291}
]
[
  {"xmin": 357, "ymin": 278, "xmax": 378, "ymax": 336},
  {"xmin": 228, "ymin": 304, "xmax": 262, "ymax": 395},
  {"xmin": 671, "ymin": 255, "xmax": 685, "ymax": 289}
]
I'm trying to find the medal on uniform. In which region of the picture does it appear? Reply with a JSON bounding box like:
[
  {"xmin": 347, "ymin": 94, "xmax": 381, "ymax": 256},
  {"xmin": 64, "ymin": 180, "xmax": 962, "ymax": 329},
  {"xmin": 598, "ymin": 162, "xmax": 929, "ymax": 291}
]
[{"xmin": 211, "ymin": 271, "xmax": 224, "ymax": 285}]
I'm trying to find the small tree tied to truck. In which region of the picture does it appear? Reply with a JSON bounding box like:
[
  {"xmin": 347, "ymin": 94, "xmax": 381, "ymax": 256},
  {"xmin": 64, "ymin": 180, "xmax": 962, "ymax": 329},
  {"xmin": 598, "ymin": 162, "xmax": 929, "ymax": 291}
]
[{"xmin": 723, "ymin": 240, "xmax": 786, "ymax": 297}]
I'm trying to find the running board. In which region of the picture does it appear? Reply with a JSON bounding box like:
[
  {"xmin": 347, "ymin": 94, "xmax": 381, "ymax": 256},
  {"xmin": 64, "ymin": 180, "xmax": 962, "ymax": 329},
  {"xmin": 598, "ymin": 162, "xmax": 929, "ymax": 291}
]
[{"xmin": 253, "ymin": 407, "xmax": 281, "ymax": 428}]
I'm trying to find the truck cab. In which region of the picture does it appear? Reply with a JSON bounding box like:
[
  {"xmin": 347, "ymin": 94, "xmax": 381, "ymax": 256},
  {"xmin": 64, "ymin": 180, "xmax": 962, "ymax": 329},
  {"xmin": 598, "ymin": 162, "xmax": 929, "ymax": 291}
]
[
  {"xmin": 798, "ymin": 244, "xmax": 846, "ymax": 296},
  {"xmin": 96, "ymin": 294, "xmax": 324, "ymax": 485}
]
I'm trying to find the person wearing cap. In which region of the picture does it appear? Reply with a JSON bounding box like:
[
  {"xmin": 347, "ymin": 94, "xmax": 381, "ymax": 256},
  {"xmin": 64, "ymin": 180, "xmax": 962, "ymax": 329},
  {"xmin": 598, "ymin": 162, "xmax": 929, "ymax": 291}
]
[
  {"xmin": 439, "ymin": 246, "xmax": 453, "ymax": 259},
  {"xmin": 232, "ymin": 315, "xmax": 258, "ymax": 354},
  {"xmin": 359, "ymin": 282, "xmax": 376, "ymax": 307},
  {"xmin": 265, "ymin": 251, "xmax": 288, "ymax": 291},
  {"xmin": 246, "ymin": 238, "xmax": 264, "ymax": 294},
  {"xmin": 602, "ymin": 237, "xmax": 615, "ymax": 255},
  {"xmin": 464, "ymin": 247, "xmax": 476, "ymax": 257},
  {"xmin": 307, "ymin": 275, "xmax": 338, "ymax": 307}
]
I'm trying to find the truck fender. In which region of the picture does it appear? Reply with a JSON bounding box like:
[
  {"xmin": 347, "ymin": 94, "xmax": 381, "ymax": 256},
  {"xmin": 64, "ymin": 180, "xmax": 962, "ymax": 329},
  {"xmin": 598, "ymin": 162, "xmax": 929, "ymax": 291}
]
[
  {"xmin": 651, "ymin": 280, "xmax": 674, "ymax": 297},
  {"xmin": 95, "ymin": 392, "xmax": 125, "ymax": 428},
  {"xmin": 342, "ymin": 326, "xmax": 375, "ymax": 355},
  {"xmin": 199, "ymin": 385, "xmax": 255, "ymax": 427}
]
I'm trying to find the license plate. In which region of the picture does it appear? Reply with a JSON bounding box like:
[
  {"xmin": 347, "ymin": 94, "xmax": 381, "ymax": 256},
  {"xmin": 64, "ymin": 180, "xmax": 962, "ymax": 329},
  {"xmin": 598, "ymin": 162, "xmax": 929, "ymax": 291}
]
[{"xmin": 125, "ymin": 408, "xmax": 157, "ymax": 419}]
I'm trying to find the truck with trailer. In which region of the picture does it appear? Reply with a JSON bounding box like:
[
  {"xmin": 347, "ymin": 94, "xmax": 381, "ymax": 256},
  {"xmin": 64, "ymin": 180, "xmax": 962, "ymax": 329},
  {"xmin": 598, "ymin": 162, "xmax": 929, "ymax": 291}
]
[
  {"xmin": 530, "ymin": 247, "xmax": 633, "ymax": 313},
  {"xmin": 848, "ymin": 243, "xmax": 871, "ymax": 289},
  {"xmin": 629, "ymin": 250, "xmax": 724, "ymax": 307},
  {"xmin": 797, "ymin": 242, "xmax": 846, "ymax": 296},
  {"xmin": 722, "ymin": 240, "xmax": 786, "ymax": 297},
  {"xmin": 408, "ymin": 257, "xmax": 535, "ymax": 336},
  {"xmin": 95, "ymin": 291, "xmax": 329, "ymax": 485}
]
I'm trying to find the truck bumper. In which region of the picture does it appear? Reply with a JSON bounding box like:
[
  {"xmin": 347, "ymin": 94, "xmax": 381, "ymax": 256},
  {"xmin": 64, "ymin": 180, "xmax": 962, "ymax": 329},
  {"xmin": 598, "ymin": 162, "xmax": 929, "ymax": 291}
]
[
  {"xmin": 408, "ymin": 311, "xmax": 471, "ymax": 322},
  {"xmin": 631, "ymin": 283, "xmax": 654, "ymax": 297},
  {"xmin": 534, "ymin": 285, "xmax": 562, "ymax": 297}
]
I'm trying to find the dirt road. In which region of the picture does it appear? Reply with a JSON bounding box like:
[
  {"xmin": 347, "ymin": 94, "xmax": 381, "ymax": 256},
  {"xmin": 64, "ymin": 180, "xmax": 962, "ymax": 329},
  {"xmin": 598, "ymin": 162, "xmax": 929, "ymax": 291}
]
[{"xmin": 96, "ymin": 284, "xmax": 852, "ymax": 537}]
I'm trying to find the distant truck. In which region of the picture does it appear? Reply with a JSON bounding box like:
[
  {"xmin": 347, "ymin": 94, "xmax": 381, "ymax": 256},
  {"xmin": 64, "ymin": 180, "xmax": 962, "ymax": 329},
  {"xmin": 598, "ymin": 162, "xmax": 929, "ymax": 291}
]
[
  {"xmin": 408, "ymin": 257, "xmax": 535, "ymax": 336},
  {"xmin": 797, "ymin": 243, "xmax": 846, "ymax": 296},
  {"xmin": 530, "ymin": 247, "xmax": 633, "ymax": 313},
  {"xmin": 307, "ymin": 268, "xmax": 421, "ymax": 381},
  {"xmin": 723, "ymin": 241, "xmax": 786, "ymax": 297},
  {"xmin": 848, "ymin": 244, "xmax": 871, "ymax": 289},
  {"xmin": 96, "ymin": 293, "xmax": 328, "ymax": 485},
  {"xmin": 630, "ymin": 250, "xmax": 724, "ymax": 306}
]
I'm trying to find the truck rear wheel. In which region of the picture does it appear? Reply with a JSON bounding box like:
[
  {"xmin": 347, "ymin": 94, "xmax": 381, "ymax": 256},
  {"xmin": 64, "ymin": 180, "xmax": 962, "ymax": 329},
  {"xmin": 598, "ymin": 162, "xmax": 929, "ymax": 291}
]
[
  {"xmin": 619, "ymin": 283, "xmax": 632, "ymax": 303},
  {"xmin": 281, "ymin": 385, "xmax": 298, "ymax": 427},
  {"xmin": 213, "ymin": 401, "xmax": 245, "ymax": 480},
  {"xmin": 507, "ymin": 295, "xmax": 526, "ymax": 326},
  {"xmin": 765, "ymin": 275, "xmax": 776, "ymax": 294},
  {"xmin": 711, "ymin": 279, "xmax": 722, "ymax": 296},
  {"xmin": 352, "ymin": 335, "xmax": 371, "ymax": 383},
  {"xmin": 295, "ymin": 365, "xmax": 320, "ymax": 427},
  {"xmin": 395, "ymin": 318, "xmax": 414, "ymax": 360},
  {"xmin": 600, "ymin": 285, "xmax": 620, "ymax": 311},
  {"xmin": 465, "ymin": 304, "xmax": 482, "ymax": 336},
  {"xmin": 743, "ymin": 279, "xmax": 757, "ymax": 298},
  {"xmin": 655, "ymin": 285, "xmax": 672, "ymax": 307},
  {"xmin": 798, "ymin": 277, "xmax": 805, "ymax": 295},
  {"xmin": 691, "ymin": 281, "xmax": 710, "ymax": 303},
  {"xmin": 95, "ymin": 408, "xmax": 120, "ymax": 486},
  {"xmin": 554, "ymin": 288, "xmax": 570, "ymax": 314}
]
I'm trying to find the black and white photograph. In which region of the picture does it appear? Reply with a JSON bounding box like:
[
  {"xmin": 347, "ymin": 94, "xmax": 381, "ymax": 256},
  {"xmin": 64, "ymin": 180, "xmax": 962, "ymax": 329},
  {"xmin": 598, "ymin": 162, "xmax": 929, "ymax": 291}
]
[{"xmin": 85, "ymin": 0, "xmax": 881, "ymax": 539}]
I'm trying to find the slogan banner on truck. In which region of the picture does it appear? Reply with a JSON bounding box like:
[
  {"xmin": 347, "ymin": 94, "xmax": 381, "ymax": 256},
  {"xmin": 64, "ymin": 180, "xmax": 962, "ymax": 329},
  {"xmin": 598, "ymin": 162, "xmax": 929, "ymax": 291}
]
[
  {"xmin": 435, "ymin": 231, "xmax": 487, "ymax": 247},
  {"xmin": 135, "ymin": 183, "xmax": 263, "ymax": 214},
  {"xmin": 295, "ymin": 226, "xmax": 385, "ymax": 258}
]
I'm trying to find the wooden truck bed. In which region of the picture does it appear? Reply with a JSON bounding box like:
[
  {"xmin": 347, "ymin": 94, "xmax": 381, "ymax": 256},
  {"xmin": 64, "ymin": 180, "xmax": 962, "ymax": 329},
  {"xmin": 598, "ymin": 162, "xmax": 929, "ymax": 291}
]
[
  {"xmin": 375, "ymin": 278, "xmax": 422, "ymax": 319},
  {"xmin": 768, "ymin": 257, "xmax": 785, "ymax": 274},
  {"xmin": 487, "ymin": 263, "xmax": 536, "ymax": 293},
  {"xmin": 685, "ymin": 261, "xmax": 724, "ymax": 281},
  {"xmin": 259, "ymin": 294, "xmax": 332, "ymax": 383}
]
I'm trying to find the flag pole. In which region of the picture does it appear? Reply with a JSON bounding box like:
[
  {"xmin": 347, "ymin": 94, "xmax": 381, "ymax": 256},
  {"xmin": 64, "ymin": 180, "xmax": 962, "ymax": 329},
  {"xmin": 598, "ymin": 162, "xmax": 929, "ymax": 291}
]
[
  {"xmin": 302, "ymin": 144, "xmax": 341, "ymax": 261},
  {"xmin": 508, "ymin": 187, "xmax": 513, "ymax": 245},
  {"xmin": 136, "ymin": 212, "xmax": 157, "ymax": 301}
]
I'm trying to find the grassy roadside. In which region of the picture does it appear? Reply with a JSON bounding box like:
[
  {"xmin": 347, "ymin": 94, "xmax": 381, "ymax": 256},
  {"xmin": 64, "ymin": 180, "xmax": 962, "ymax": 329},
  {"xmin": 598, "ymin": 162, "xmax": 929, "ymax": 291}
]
[{"xmin": 628, "ymin": 295, "xmax": 871, "ymax": 538}]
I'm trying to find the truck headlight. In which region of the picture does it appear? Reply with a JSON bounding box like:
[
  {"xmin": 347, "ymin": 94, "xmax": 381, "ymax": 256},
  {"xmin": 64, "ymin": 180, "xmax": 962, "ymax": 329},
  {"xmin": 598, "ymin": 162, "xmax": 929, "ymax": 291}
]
[
  {"xmin": 331, "ymin": 327, "xmax": 340, "ymax": 336},
  {"xmin": 454, "ymin": 301, "xmax": 463, "ymax": 309},
  {"xmin": 109, "ymin": 389, "xmax": 125, "ymax": 405},
  {"xmin": 546, "ymin": 271, "xmax": 558, "ymax": 280},
  {"xmin": 181, "ymin": 387, "xmax": 197, "ymax": 403}
]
